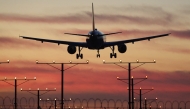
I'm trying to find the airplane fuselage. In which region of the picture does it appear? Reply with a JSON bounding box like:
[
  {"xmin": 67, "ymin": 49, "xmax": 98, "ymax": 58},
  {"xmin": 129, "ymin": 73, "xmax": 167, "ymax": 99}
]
[{"xmin": 86, "ymin": 29, "xmax": 106, "ymax": 49}]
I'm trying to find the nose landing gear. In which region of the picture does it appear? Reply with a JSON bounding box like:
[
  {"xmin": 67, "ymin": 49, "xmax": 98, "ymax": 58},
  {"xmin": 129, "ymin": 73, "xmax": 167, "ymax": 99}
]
[{"xmin": 97, "ymin": 49, "xmax": 100, "ymax": 58}]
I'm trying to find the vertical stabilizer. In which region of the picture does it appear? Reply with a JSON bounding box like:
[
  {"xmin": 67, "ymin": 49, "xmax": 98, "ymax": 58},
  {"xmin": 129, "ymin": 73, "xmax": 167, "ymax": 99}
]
[{"xmin": 92, "ymin": 3, "xmax": 95, "ymax": 31}]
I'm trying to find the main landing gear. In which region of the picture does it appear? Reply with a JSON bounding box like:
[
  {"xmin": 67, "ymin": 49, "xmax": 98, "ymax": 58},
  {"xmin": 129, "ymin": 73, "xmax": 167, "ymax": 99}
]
[
  {"xmin": 110, "ymin": 46, "xmax": 117, "ymax": 58},
  {"xmin": 97, "ymin": 49, "xmax": 100, "ymax": 58},
  {"xmin": 76, "ymin": 46, "xmax": 83, "ymax": 59}
]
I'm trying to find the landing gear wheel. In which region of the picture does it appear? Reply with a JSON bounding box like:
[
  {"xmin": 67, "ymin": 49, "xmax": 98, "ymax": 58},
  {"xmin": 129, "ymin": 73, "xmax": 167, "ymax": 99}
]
[
  {"xmin": 97, "ymin": 54, "xmax": 100, "ymax": 58},
  {"xmin": 76, "ymin": 54, "xmax": 79, "ymax": 59},
  {"xmin": 80, "ymin": 54, "xmax": 83, "ymax": 59},
  {"xmin": 109, "ymin": 46, "xmax": 117, "ymax": 58},
  {"xmin": 114, "ymin": 53, "xmax": 117, "ymax": 58},
  {"xmin": 76, "ymin": 46, "xmax": 83, "ymax": 59},
  {"xmin": 110, "ymin": 53, "xmax": 113, "ymax": 58},
  {"xmin": 76, "ymin": 53, "xmax": 83, "ymax": 59},
  {"xmin": 110, "ymin": 53, "xmax": 117, "ymax": 58}
]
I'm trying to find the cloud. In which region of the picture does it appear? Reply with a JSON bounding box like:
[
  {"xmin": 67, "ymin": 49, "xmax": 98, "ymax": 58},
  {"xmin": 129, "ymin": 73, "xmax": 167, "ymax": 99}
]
[
  {"xmin": 164, "ymin": 47, "xmax": 190, "ymax": 54},
  {"xmin": 0, "ymin": 6, "xmax": 177, "ymax": 26},
  {"xmin": 0, "ymin": 13, "xmax": 91, "ymax": 24},
  {"xmin": 52, "ymin": 27, "xmax": 190, "ymax": 40},
  {"xmin": 170, "ymin": 30, "xmax": 190, "ymax": 40},
  {"xmin": 0, "ymin": 36, "xmax": 62, "ymax": 49},
  {"xmin": 0, "ymin": 36, "xmax": 39, "ymax": 48},
  {"xmin": 133, "ymin": 70, "xmax": 190, "ymax": 90}
]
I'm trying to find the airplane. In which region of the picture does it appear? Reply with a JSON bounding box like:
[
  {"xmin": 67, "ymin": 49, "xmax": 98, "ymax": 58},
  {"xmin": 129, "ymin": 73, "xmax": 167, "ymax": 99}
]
[{"xmin": 20, "ymin": 3, "xmax": 170, "ymax": 59}]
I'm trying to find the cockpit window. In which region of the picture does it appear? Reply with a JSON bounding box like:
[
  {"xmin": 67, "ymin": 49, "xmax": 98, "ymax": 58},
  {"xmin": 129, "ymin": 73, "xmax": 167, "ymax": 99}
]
[{"xmin": 88, "ymin": 30, "xmax": 103, "ymax": 37}]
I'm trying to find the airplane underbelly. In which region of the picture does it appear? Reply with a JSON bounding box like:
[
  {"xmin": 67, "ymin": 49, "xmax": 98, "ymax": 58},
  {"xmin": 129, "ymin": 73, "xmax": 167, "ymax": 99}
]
[{"xmin": 86, "ymin": 39, "xmax": 104, "ymax": 49}]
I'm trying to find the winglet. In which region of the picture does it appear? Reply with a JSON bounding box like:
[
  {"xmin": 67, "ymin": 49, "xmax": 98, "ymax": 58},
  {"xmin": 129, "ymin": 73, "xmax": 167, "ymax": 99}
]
[{"xmin": 92, "ymin": 3, "xmax": 95, "ymax": 31}]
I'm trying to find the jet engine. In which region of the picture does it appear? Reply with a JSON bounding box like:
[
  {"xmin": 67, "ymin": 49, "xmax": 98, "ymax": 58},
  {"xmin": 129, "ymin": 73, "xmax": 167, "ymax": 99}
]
[
  {"xmin": 117, "ymin": 44, "xmax": 127, "ymax": 53},
  {"xmin": 67, "ymin": 45, "xmax": 76, "ymax": 54}
]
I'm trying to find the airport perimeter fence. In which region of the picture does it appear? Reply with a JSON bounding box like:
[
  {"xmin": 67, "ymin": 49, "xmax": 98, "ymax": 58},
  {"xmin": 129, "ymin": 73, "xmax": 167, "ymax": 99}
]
[{"xmin": 0, "ymin": 96, "xmax": 190, "ymax": 109}]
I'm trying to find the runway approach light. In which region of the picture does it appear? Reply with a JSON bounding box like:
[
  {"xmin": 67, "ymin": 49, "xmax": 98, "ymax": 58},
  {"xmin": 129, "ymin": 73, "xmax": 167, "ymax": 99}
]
[
  {"xmin": 4, "ymin": 77, "xmax": 7, "ymax": 80},
  {"xmin": 136, "ymin": 59, "xmax": 139, "ymax": 63},
  {"xmin": 15, "ymin": 77, "xmax": 17, "ymax": 80},
  {"xmin": 69, "ymin": 60, "xmax": 72, "ymax": 63},
  {"xmin": 117, "ymin": 77, "xmax": 119, "ymax": 79},
  {"xmin": 36, "ymin": 60, "xmax": 38, "ymax": 63},
  {"xmin": 103, "ymin": 60, "xmax": 105, "ymax": 63},
  {"xmin": 25, "ymin": 77, "xmax": 26, "ymax": 80},
  {"xmin": 119, "ymin": 60, "xmax": 122, "ymax": 63},
  {"xmin": 21, "ymin": 88, "xmax": 22, "ymax": 91},
  {"xmin": 86, "ymin": 60, "xmax": 89, "ymax": 63},
  {"xmin": 7, "ymin": 60, "xmax": 10, "ymax": 63},
  {"xmin": 53, "ymin": 60, "xmax": 55, "ymax": 63},
  {"xmin": 153, "ymin": 60, "xmax": 156, "ymax": 63},
  {"xmin": 34, "ymin": 77, "xmax": 36, "ymax": 80},
  {"xmin": 146, "ymin": 76, "xmax": 148, "ymax": 78}
]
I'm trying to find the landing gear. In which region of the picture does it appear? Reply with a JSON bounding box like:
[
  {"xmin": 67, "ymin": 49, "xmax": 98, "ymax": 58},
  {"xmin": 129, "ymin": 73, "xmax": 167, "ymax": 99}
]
[
  {"xmin": 110, "ymin": 53, "xmax": 117, "ymax": 58},
  {"xmin": 97, "ymin": 49, "xmax": 100, "ymax": 58},
  {"xmin": 109, "ymin": 46, "xmax": 117, "ymax": 58},
  {"xmin": 76, "ymin": 46, "xmax": 83, "ymax": 59},
  {"xmin": 76, "ymin": 54, "xmax": 83, "ymax": 59}
]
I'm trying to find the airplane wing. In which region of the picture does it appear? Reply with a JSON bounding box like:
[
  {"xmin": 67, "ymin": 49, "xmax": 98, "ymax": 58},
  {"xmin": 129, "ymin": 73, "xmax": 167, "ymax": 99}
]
[
  {"xmin": 104, "ymin": 33, "xmax": 170, "ymax": 47},
  {"xmin": 19, "ymin": 36, "xmax": 88, "ymax": 47}
]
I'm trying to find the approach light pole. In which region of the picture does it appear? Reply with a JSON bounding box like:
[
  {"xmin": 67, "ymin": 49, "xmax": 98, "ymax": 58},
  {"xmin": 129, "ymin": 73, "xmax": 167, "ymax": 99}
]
[
  {"xmin": 103, "ymin": 60, "xmax": 156, "ymax": 109},
  {"xmin": 36, "ymin": 60, "xmax": 89, "ymax": 109},
  {"xmin": 21, "ymin": 88, "xmax": 56, "ymax": 109},
  {"xmin": 144, "ymin": 98, "xmax": 157, "ymax": 109},
  {"xmin": 117, "ymin": 76, "xmax": 147, "ymax": 109},
  {"xmin": 0, "ymin": 77, "xmax": 36, "ymax": 109},
  {"xmin": 0, "ymin": 60, "xmax": 10, "ymax": 64},
  {"xmin": 133, "ymin": 87, "xmax": 154, "ymax": 109}
]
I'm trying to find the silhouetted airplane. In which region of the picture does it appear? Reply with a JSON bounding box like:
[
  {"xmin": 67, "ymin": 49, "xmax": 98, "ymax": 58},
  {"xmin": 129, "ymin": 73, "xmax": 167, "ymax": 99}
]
[{"xmin": 20, "ymin": 3, "xmax": 170, "ymax": 59}]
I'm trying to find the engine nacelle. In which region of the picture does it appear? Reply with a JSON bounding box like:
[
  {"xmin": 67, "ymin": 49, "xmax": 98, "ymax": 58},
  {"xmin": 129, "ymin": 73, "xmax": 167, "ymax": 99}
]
[
  {"xmin": 67, "ymin": 45, "xmax": 76, "ymax": 54},
  {"xmin": 117, "ymin": 44, "xmax": 127, "ymax": 53}
]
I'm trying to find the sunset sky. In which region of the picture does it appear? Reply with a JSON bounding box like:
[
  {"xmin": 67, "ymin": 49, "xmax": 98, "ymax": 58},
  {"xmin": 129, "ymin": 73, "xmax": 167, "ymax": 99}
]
[{"xmin": 0, "ymin": 0, "xmax": 190, "ymax": 102}]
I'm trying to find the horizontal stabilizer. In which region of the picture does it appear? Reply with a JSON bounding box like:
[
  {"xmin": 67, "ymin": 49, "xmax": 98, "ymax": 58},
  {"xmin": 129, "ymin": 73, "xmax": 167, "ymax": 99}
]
[
  {"xmin": 64, "ymin": 33, "xmax": 89, "ymax": 37},
  {"xmin": 102, "ymin": 32, "xmax": 122, "ymax": 36}
]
